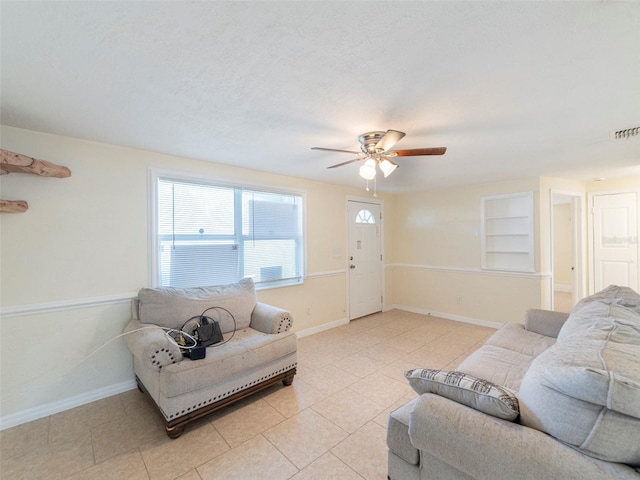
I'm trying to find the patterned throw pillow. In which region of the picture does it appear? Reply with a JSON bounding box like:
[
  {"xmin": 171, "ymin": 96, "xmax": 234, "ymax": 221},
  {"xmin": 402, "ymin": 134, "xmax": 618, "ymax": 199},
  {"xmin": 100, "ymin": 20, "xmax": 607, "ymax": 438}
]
[{"xmin": 405, "ymin": 368, "xmax": 520, "ymax": 421}]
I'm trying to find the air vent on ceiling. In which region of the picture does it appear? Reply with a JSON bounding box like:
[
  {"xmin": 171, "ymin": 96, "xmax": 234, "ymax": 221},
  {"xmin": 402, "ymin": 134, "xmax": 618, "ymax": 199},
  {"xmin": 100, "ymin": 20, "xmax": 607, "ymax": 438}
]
[{"xmin": 610, "ymin": 126, "xmax": 639, "ymax": 140}]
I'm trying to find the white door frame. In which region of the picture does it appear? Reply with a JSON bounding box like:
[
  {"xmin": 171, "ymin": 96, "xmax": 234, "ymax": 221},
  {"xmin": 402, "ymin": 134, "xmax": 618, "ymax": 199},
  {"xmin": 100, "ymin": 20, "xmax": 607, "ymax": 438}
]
[
  {"xmin": 549, "ymin": 189, "xmax": 586, "ymax": 307},
  {"xmin": 346, "ymin": 195, "xmax": 384, "ymax": 320},
  {"xmin": 588, "ymin": 189, "xmax": 640, "ymax": 294}
]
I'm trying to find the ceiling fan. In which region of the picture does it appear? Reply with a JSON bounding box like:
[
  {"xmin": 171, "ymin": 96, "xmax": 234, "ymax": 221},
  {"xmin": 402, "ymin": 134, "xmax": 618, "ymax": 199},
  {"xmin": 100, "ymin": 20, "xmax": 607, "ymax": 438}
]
[{"xmin": 312, "ymin": 130, "xmax": 446, "ymax": 179}]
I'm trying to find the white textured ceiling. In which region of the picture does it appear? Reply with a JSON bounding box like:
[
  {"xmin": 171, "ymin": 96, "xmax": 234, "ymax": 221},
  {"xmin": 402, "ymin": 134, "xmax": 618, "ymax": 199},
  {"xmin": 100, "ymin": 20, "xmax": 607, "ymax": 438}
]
[{"xmin": 1, "ymin": 1, "xmax": 639, "ymax": 192}]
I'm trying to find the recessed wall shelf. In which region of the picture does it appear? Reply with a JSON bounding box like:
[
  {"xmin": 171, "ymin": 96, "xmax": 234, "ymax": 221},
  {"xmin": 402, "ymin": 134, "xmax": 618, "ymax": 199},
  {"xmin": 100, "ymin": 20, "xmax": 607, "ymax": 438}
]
[{"xmin": 481, "ymin": 192, "xmax": 534, "ymax": 272}]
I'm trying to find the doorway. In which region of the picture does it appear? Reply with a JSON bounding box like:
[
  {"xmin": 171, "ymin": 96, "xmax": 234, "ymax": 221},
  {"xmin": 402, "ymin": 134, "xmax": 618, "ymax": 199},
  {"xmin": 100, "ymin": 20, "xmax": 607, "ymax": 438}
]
[
  {"xmin": 550, "ymin": 192, "xmax": 584, "ymax": 312},
  {"xmin": 347, "ymin": 199, "xmax": 383, "ymax": 320}
]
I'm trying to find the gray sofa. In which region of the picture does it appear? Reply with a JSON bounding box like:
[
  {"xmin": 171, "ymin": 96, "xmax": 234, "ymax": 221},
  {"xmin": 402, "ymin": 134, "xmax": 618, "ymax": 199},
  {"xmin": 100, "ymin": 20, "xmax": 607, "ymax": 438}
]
[
  {"xmin": 387, "ymin": 285, "xmax": 640, "ymax": 479},
  {"xmin": 124, "ymin": 278, "xmax": 297, "ymax": 438}
]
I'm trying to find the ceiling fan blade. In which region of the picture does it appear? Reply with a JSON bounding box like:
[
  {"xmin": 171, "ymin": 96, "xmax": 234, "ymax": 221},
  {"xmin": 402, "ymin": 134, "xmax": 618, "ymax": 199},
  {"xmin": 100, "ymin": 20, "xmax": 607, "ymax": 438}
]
[
  {"xmin": 327, "ymin": 158, "xmax": 362, "ymax": 169},
  {"xmin": 391, "ymin": 147, "xmax": 447, "ymax": 157},
  {"xmin": 375, "ymin": 130, "xmax": 406, "ymax": 153},
  {"xmin": 311, "ymin": 147, "xmax": 360, "ymax": 154}
]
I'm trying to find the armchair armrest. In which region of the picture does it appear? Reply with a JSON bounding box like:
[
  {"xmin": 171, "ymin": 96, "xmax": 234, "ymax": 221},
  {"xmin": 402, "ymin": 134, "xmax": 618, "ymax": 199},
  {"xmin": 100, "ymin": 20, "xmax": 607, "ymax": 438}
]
[
  {"xmin": 123, "ymin": 319, "xmax": 182, "ymax": 371},
  {"xmin": 409, "ymin": 394, "xmax": 638, "ymax": 480},
  {"xmin": 250, "ymin": 302, "xmax": 293, "ymax": 334},
  {"xmin": 524, "ymin": 308, "xmax": 569, "ymax": 338}
]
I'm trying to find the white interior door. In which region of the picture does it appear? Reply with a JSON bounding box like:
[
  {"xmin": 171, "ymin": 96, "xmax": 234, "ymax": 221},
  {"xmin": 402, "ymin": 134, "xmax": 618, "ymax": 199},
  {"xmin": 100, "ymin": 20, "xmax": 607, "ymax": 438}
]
[
  {"xmin": 348, "ymin": 200, "xmax": 382, "ymax": 320},
  {"xmin": 592, "ymin": 192, "xmax": 639, "ymax": 291}
]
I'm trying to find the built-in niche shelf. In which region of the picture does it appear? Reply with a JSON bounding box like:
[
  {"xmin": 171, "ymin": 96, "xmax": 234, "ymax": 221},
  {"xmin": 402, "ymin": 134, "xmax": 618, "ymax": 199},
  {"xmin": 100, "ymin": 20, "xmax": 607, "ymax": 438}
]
[
  {"xmin": 481, "ymin": 192, "xmax": 534, "ymax": 272},
  {"xmin": 0, "ymin": 148, "xmax": 71, "ymax": 213}
]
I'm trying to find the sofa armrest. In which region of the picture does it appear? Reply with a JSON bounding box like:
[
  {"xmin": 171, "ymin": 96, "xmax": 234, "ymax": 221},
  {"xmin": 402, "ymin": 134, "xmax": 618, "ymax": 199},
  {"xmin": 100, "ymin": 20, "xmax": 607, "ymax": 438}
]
[
  {"xmin": 123, "ymin": 319, "xmax": 182, "ymax": 371},
  {"xmin": 250, "ymin": 302, "xmax": 293, "ymax": 334},
  {"xmin": 409, "ymin": 394, "xmax": 638, "ymax": 480},
  {"xmin": 524, "ymin": 308, "xmax": 569, "ymax": 338}
]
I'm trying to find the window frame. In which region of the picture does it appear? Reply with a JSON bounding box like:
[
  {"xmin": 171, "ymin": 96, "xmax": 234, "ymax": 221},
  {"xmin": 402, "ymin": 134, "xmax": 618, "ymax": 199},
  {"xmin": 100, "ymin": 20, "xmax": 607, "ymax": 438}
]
[{"xmin": 148, "ymin": 168, "xmax": 306, "ymax": 290}]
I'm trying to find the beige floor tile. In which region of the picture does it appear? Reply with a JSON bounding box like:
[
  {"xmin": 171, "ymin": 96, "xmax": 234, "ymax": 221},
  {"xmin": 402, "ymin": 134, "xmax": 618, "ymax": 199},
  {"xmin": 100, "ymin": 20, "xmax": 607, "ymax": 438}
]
[
  {"xmin": 336, "ymin": 352, "xmax": 387, "ymax": 378},
  {"xmin": 346, "ymin": 332, "xmax": 385, "ymax": 349},
  {"xmin": 360, "ymin": 343, "xmax": 407, "ymax": 363},
  {"xmin": 296, "ymin": 349, "xmax": 341, "ymax": 370},
  {"xmin": 377, "ymin": 334, "xmax": 427, "ymax": 353},
  {"xmin": 50, "ymin": 394, "xmax": 126, "ymax": 432},
  {"xmin": 312, "ymin": 388, "xmax": 385, "ymax": 433},
  {"xmin": 140, "ymin": 421, "xmax": 229, "ymax": 480},
  {"xmin": 348, "ymin": 372, "xmax": 413, "ymax": 408},
  {"xmin": 331, "ymin": 421, "xmax": 388, "ymax": 480},
  {"xmin": 261, "ymin": 378, "xmax": 328, "ymax": 418},
  {"xmin": 323, "ymin": 339, "xmax": 367, "ymax": 358},
  {"xmin": 212, "ymin": 398, "xmax": 285, "ymax": 448},
  {"xmin": 0, "ymin": 416, "xmax": 50, "ymax": 460},
  {"xmin": 65, "ymin": 449, "xmax": 149, "ymax": 480},
  {"xmin": 91, "ymin": 409, "xmax": 166, "ymax": 464},
  {"xmin": 290, "ymin": 452, "xmax": 363, "ymax": 480},
  {"xmin": 377, "ymin": 357, "xmax": 423, "ymax": 382},
  {"xmin": 0, "ymin": 432, "xmax": 95, "ymax": 480},
  {"xmin": 366, "ymin": 325, "xmax": 403, "ymax": 339},
  {"xmin": 263, "ymin": 409, "xmax": 348, "ymax": 469},
  {"xmin": 403, "ymin": 342, "xmax": 468, "ymax": 366},
  {"xmin": 174, "ymin": 470, "xmax": 203, "ymax": 480},
  {"xmin": 300, "ymin": 364, "xmax": 360, "ymax": 395},
  {"xmin": 197, "ymin": 435, "xmax": 297, "ymax": 480}
]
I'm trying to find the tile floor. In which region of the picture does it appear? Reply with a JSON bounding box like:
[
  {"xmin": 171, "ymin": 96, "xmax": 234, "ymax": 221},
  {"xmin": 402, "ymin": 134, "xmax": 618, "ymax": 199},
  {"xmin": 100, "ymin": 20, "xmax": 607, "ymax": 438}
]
[
  {"xmin": 0, "ymin": 309, "xmax": 495, "ymax": 480},
  {"xmin": 553, "ymin": 291, "xmax": 574, "ymax": 313}
]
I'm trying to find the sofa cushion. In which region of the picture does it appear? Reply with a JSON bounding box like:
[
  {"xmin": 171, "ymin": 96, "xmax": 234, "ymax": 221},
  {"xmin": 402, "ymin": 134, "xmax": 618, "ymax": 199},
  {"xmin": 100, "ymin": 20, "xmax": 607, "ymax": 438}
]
[
  {"xmin": 159, "ymin": 328, "xmax": 297, "ymax": 398},
  {"xmin": 519, "ymin": 300, "xmax": 640, "ymax": 465},
  {"xmin": 137, "ymin": 278, "xmax": 257, "ymax": 332},
  {"xmin": 558, "ymin": 285, "xmax": 640, "ymax": 342},
  {"xmin": 406, "ymin": 369, "xmax": 520, "ymax": 420},
  {"xmin": 457, "ymin": 323, "xmax": 555, "ymax": 391}
]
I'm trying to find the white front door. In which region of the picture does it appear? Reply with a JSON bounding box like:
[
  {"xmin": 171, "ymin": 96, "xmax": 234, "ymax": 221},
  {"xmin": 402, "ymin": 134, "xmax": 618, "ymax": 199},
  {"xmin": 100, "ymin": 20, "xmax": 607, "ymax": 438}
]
[
  {"xmin": 592, "ymin": 192, "xmax": 639, "ymax": 291},
  {"xmin": 348, "ymin": 200, "xmax": 382, "ymax": 320}
]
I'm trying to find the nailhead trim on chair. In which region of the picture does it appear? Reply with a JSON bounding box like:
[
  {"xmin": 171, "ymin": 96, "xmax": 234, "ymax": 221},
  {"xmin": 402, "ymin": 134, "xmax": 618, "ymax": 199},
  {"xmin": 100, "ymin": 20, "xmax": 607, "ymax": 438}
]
[
  {"xmin": 151, "ymin": 348, "xmax": 177, "ymax": 368},
  {"xmin": 165, "ymin": 362, "xmax": 297, "ymax": 419},
  {"xmin": 276, "ymin": 315, "xmax": 292, "ymax": 333}
]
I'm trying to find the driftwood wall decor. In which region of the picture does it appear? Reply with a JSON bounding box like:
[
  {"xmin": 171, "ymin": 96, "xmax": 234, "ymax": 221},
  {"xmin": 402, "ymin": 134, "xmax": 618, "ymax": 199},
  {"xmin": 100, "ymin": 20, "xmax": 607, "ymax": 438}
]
[{"xmin": 0, "ymin": 148, "xmax": 72, "ymax": 213}]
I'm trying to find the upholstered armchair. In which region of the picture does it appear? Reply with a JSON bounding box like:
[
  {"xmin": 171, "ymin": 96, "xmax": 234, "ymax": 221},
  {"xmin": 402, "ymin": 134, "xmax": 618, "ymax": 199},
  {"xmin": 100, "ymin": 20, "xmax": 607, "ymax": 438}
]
[{"xmin": 124, "ymin": 278, "xmax": 297, "ymax": 438}]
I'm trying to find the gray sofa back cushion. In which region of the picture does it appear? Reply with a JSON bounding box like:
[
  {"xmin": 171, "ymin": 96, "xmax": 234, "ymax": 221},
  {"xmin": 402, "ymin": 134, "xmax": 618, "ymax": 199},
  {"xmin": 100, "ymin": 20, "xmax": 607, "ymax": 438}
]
[
  {"xmin": 137, "ymin": 278, "xmax": 257, "ymax": 332},
  {"xmin": 519, "ymin": 290, "xmax": 640, "ymax": 466}
]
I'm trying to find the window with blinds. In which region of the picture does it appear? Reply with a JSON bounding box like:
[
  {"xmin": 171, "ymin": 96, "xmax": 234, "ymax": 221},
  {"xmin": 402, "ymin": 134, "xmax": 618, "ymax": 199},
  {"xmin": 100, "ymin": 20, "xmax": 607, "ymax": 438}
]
[{"xmin": 153, "ymin": 174, "xmax": 304, "ymax": 289}]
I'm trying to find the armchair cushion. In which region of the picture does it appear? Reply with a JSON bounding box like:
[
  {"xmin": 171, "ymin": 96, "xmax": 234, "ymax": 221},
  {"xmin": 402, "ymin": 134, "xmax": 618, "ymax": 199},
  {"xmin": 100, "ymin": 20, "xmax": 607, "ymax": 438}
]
[
  {"xmin": 159, "ymin": 328, "xmax": 297, "ymax": 398},
  {"xmin": 137, "ymin": 278, "xmax": 257, "ymax": 332}
]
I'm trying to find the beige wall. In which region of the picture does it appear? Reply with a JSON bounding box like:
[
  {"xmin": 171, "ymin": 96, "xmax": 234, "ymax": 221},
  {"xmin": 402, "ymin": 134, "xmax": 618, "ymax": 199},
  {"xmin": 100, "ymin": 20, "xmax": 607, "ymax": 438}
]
[
  {"xmin": 385, "ymin": 178, "xmax": 547, "ymax": 325},
  {"xmin": 0, "ymin": 125, "xmax": 376, "ymax": 422}
]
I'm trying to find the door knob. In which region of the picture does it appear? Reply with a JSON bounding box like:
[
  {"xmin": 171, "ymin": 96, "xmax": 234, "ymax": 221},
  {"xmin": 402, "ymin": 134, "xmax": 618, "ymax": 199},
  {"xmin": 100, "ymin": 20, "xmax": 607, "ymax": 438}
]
[{"xmin": 350, "ymin": 264, "xmax": 356, "ymax": 269}]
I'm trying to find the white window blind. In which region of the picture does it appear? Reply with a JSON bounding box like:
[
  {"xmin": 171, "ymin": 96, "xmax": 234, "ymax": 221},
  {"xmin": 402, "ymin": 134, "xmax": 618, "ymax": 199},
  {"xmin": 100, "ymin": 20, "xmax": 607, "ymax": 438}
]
[{"xmin": 155, "ymin": 176, "xmax": 304, "ymax": 289}]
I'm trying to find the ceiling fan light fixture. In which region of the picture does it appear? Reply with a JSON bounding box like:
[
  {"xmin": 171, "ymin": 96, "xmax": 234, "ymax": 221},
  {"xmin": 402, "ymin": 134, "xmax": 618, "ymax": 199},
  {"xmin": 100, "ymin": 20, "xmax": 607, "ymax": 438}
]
[
  {"xmin": 379, "ymin": 158, "xmax": 398, "ymax": 177},
  {"xmin": 359, "ymin": 158, "xmax": 377, "ymax": 180}
]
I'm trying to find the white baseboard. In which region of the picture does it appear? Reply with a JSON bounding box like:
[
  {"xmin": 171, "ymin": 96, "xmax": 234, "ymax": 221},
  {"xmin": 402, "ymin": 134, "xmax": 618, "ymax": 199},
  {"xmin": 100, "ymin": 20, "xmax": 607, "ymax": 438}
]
[
  {"xmin": 0, "ymin": 379, "xmax": 137, "ymax": 431},
  {"xmin": 296, "ymin": 317, "xmax": 349, "ymax": 338},
  {"xmin": 554, "ymin": 283, "xmax": 573, "ymax": 293},
  {"xmin": 385, "ymin": 304, "xmax": 502, "ymax": 330}
]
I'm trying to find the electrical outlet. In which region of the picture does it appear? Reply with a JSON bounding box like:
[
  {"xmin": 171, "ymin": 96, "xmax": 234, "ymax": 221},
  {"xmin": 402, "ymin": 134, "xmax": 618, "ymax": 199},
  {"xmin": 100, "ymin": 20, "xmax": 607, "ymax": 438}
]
[
  {"xmin": 306, "ymin": 306, "xmax": 311, "ymax": 316},
  {"xmin": 455, "ymin": 296, "xmax": 463, "ymax": 305}
]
